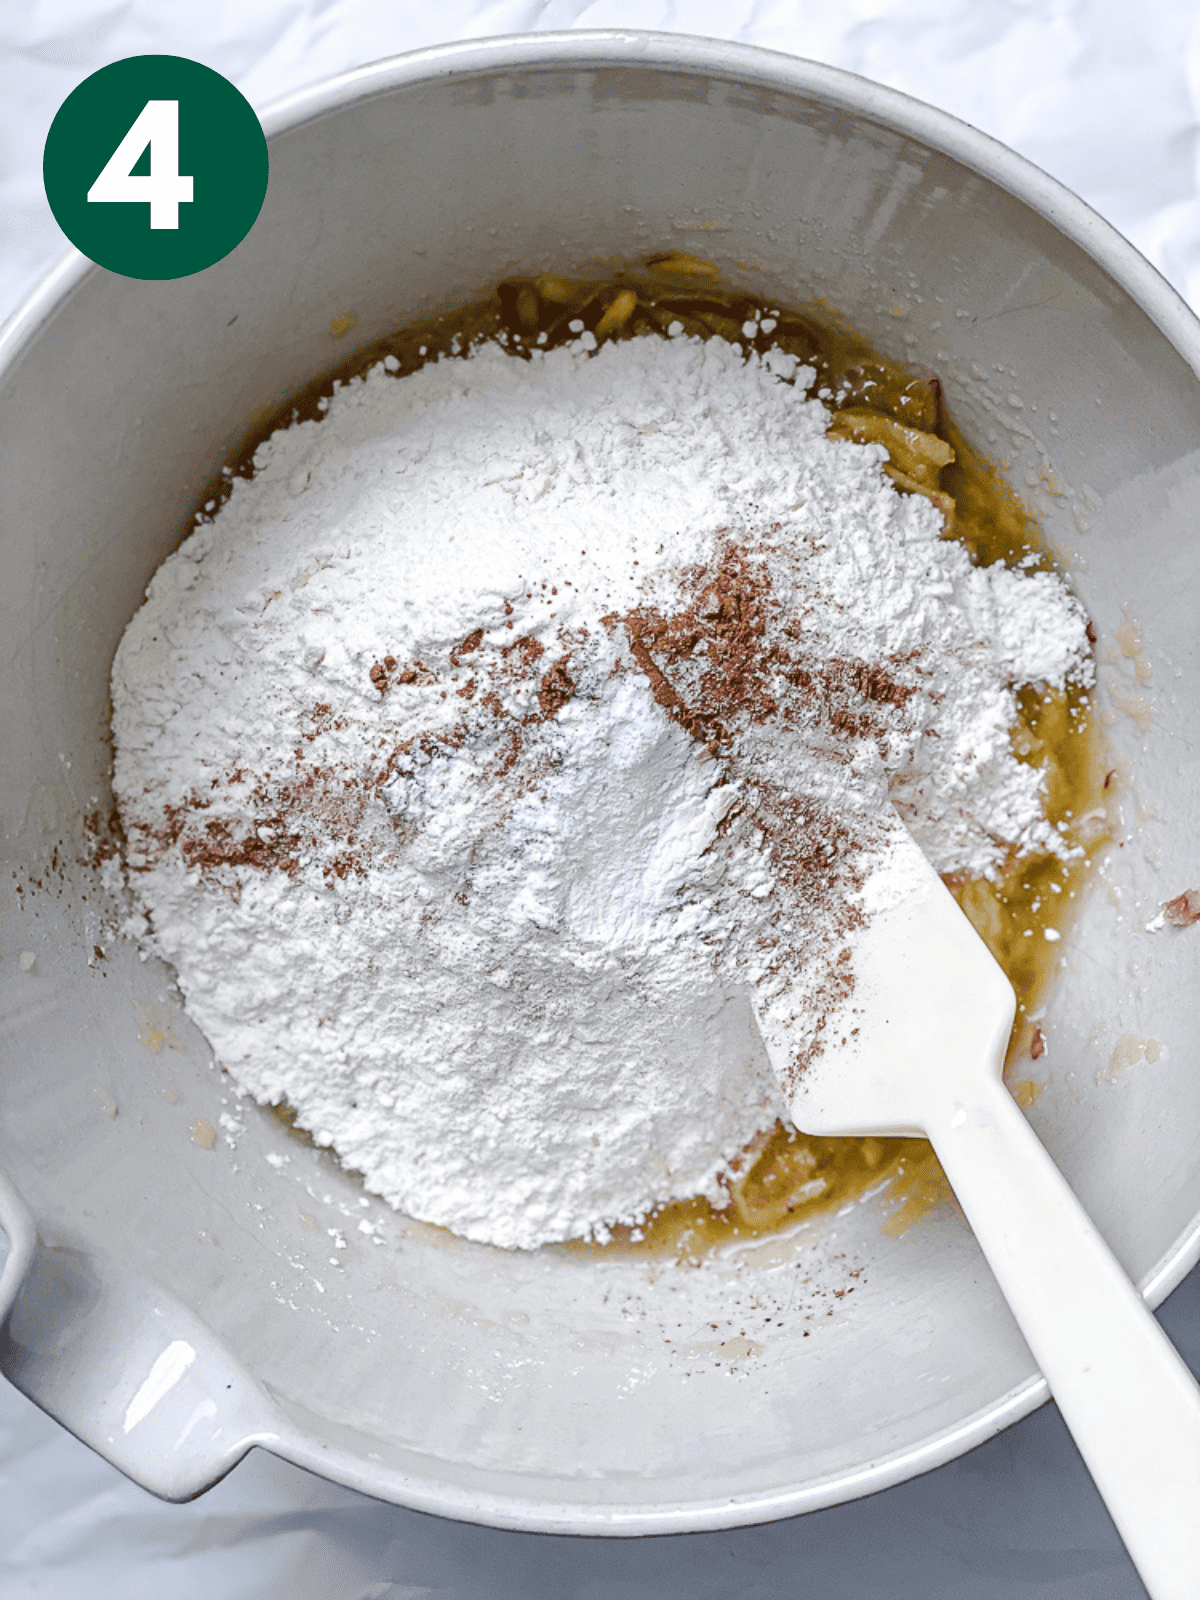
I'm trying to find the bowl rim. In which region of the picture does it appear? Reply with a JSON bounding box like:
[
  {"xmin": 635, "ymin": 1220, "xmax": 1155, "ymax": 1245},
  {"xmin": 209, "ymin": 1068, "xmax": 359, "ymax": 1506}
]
[
  {"xmin": 9, "ymin": 29, "xmax": 1200, "ymax": 384},
  {"xmin": 3, "ymin": 28, "xmax": 1200, "ymax": 1534}
]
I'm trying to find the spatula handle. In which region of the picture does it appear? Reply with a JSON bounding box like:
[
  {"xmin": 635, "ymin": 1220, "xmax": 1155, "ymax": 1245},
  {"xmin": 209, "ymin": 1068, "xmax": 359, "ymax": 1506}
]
[{"xmin": 928, "ymin": 1079, "xmax": 1200, "ymax": 1600}]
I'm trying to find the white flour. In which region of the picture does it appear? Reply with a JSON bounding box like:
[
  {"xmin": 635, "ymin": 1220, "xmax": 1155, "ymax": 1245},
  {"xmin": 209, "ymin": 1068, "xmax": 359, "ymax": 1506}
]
[{"xmin": 111, "ymin": 332, "xmax": 1092, "ymax": 1248}]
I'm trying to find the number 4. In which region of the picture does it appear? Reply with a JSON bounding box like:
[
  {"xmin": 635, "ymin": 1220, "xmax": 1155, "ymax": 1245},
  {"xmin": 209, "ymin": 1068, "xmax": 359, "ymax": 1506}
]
[{"xmin": 87, "ymin": 100, "xmax": 193, "ymax": 230}]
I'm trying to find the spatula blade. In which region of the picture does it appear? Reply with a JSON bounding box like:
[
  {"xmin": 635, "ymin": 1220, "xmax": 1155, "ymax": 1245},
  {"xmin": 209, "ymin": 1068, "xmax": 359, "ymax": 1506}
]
[{"xmin": 755, "ymin": 821, "xmax": 1015, "ymax": 1138}]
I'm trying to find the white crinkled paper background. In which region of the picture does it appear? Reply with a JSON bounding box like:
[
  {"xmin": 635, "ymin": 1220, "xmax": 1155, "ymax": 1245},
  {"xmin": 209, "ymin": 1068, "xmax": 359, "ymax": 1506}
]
[{"xmin": 2, "ymin": 3, "xmax": 1200, "ymax": 1596}]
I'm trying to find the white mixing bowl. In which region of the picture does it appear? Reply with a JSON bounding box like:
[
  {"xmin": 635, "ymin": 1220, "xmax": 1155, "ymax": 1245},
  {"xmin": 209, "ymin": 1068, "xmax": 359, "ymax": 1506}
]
[{"xmin": 1, "ymin": 33, "xmax": 1198, "ymax": 1532}]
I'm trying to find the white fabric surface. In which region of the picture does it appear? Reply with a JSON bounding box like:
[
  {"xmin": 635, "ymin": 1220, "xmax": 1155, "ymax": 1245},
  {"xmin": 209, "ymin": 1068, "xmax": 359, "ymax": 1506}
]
[{"xmin": 3, "ymin": 4, "xmax": 1200, "ymax": 1595}]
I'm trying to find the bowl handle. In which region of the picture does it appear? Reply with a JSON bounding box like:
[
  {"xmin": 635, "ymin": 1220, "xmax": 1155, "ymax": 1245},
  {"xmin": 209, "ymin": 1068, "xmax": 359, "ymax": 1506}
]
[
  {"xmin": 0, "ymin": 1172, "xmax": 287, "ymax": 1500},
  {"xmin": 0, "ymin": 1170, "xmax": 36, "ymax": 1326}
]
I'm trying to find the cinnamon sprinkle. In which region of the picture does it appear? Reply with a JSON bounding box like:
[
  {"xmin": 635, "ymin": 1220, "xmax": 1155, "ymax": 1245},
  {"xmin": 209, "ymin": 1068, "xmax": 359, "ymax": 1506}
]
[{"xmin": 538, "ymin": 660, "xmax": 576, "ymax": 718}]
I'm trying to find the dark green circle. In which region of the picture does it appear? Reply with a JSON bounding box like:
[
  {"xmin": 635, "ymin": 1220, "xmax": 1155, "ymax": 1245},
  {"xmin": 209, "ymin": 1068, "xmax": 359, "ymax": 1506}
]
[{"xmin": 44, "ymin": 55, "xmax": 268, "ymax": 281}]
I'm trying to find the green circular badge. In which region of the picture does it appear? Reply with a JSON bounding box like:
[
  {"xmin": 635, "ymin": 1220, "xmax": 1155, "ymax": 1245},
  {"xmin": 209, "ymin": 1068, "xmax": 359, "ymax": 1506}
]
[{"xmin": 44, "ymin": 55, "xmax": 268, "ymax": 281}]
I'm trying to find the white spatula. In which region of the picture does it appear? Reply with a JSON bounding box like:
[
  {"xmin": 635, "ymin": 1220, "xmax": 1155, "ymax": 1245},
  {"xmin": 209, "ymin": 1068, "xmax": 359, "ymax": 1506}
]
[{"xmin": 753, "ymin": 817, "xmax": 1200, "ymax": 1600}]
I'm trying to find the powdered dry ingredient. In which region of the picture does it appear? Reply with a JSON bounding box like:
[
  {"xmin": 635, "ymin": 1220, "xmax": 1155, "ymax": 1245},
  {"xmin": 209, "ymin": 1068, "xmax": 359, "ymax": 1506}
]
[{"xmin": 111, "ymin": 332, "xmax": 1092, "ymax": 1249}]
